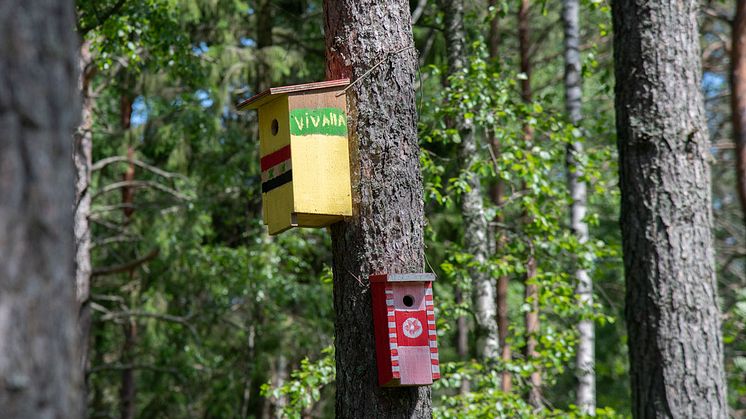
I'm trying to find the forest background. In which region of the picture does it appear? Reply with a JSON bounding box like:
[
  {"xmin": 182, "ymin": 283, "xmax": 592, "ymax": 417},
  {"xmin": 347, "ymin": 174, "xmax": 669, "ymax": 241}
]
[{"xmin": 69, "ymin": 0, "xmax": 746, "ymax": 417}]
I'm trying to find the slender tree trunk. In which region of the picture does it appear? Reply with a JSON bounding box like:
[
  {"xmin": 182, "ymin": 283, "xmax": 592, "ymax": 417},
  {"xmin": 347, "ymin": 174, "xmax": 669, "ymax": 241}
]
[
  {"xmin": 324, "ymin": 1, "xmax": 432, "ymax": 416},
  {"xmin": 455, "ymin": 289, "xmax": 470, "ymax": 394},
  {"xmin": 731, "ymin": 0, "xmax": 746, "ymax": 225},
  {"xmin": 487, "ymin": 0, "xmax": 513, "ymax": 393},
  {"xmin": 119, "ymin": 95, "xmax": 137, "ymax": 419},
  {"xmin": 518, "ymin": 0, "xmax": 542, "ymax": 409},
  {"xmin": 612, "ymin": 1, "xmax": 728, "ymax": 417},
  {"xmin": 255, "ymin": 0, "xmax": 274, "ymax": 94},
  {"xmin": 561, "ymin": 0, "xmax": 595, "ymax": 414},
  {"xmin": 120, "ymin": 319, "xmax": 137, "ymax": 419},
  {"xmin": 441, "ymin": 0, "xmax": 500, "ymax": 362},
  {"xmin": 75, "ymin": 39, "xmax": 95, "ymax": 395},
  {"xmin": 269, "ymin": 355, "xmax": 289, "ymax": 418},
  {"xmin": 0, "ymin": 0, "xmax": 82, "ymax": 416}
]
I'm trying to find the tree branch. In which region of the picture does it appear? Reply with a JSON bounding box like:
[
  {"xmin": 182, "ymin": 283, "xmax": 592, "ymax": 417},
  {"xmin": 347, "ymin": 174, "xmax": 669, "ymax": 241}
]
[
  {"xmin": 78, "ymin": 0, "xmax": 129, "ymax": 36},
  {"xmin": 91, "ymin": 156, "xmax": 187, "ymax": 180},
  {"xmin": 91, "ymin": 180, "xmax": 190, "ymax": 202},
  {"xmin": 91, "ymin": 248, "xmax": 159, "ymax": 276}
]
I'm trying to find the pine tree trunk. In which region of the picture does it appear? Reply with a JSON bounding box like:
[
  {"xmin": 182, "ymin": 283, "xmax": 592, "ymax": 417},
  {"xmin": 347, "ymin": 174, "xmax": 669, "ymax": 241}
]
[
  {"xmin": 612, "ymin": 1, "xmax": 728, "ymax": 417},
  {"xmin": 441, "ymin": 0, "xmax": 499, "ymax": 361},
  {"xmin": 731, "ymin": 0, "xmax": 746, "ymax": 225},
  {"xmin": 561, "ymin": 0, "xmax": 595, "ymax": 414},
  {"xmin": 0, "ymin": 0, "xmax": 82, "ymax": 416},
  {"xmin": 518, "ymin": 0, "xmax": 542, "ymax": 409},
  {"xmin": 324, "ymin": 1, "xmax": 432, "ymax": 417}
]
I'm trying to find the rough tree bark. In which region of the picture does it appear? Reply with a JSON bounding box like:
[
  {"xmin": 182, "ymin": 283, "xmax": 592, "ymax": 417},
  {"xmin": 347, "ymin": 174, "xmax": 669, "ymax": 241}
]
[
  {"xmin": 561, "ymin": 0, "xmax": 595, "ymax": 414},
  {"xmin": 731, "ymin": 0, "xmax": 746, "ymax": 224},
  {"xmin": 487, "ymin": 0, "xmax": 513, "ymax": 393},
  {"xmin": 612, "ymin": 1, "xmax": 728, "ymax": 417},
  {"xmin": 518, "ymin": 0, "xmax": 542, "ymax": 409},
  {"xmin": 440, "ymin": 0, "xmax": 500, "ymax": 362},
  {"xmin": 324, "ymin": 1, "xmax": 432, "ymax": 416},
  {"xmin": 0, "ymin": 0, "xmax": 83, "ymax": 417}
]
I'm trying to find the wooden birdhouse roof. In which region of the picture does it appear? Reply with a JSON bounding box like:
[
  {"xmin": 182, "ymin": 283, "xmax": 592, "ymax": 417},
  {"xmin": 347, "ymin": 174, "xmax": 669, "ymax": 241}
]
[
  {"xmin": 369, "ymin": 273, "xmax": 436, "ymax": 283},
  {"xmin": 236, "ymin": 79, "xmax": 350, "ymax": 111}
]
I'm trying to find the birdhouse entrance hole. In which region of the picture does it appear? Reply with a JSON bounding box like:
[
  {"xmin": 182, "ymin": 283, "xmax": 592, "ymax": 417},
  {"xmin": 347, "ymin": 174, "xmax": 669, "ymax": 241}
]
[
  {"xmin": 271, "ymin": 119, "xmax": 279, "ymax": 135},
  {"xmin": 403, "ymin": 295, "xmax": 414, "ymax": 307}
]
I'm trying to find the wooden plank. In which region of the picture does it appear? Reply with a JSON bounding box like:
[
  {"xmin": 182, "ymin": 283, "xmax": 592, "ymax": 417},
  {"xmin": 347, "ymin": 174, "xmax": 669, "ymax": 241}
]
[
  {"xmin": 237, "ymin": 78, "xmax": 350, "ymax": 110},
  {"xmin": 369, "ymin": 273, "xmax": 436, "ymax": 283},
  {"xmin": 291, "ymin": 134, "xmax": 352, "ymax": 217}
]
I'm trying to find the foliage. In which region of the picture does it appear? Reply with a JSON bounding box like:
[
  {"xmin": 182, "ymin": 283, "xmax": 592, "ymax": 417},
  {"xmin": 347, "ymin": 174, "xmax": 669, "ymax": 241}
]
[
  {"xmin": 75, "ymin": 0, "xmax": 744, "ymax": 417},
  {"xmin": 260, "ymin": 346, "xmax": 336, "ymax": 419}
]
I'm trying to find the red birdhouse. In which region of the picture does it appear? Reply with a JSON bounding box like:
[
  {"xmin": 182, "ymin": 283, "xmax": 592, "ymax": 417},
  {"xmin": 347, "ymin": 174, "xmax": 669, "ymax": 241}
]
[{"xmin": 370, "ymin": 273, "xmax": 440, "ymax": 387}]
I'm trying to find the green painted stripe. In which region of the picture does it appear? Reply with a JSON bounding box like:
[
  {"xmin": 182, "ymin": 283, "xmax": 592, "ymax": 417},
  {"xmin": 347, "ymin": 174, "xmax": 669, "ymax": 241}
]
[{"xmin": 290, "ymin": 107, "xmax": 347, "ymax": 136}]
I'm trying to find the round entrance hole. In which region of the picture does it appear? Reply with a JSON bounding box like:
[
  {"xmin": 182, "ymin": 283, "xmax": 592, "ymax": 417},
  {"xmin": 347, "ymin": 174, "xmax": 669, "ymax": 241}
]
[
  {"xmin": 403, "ymin": 295, "xmax": 415, "ymax": 307},
  {"xmin": 271, "ymin": 119, "xmax": 279, "ymax": 135}
]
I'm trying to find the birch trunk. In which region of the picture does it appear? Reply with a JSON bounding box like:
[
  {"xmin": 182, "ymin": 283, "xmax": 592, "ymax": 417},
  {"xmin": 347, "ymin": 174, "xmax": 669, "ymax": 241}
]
[
  {"xmin": 0, "ymin": 0, "xmax": 82, "ymax": 416},
  {"xmin": 612, "ymin": 1, "xmax": 728, "ymax": 417},
  {"xmin": 75, "ymin": 40, "xmax": 95, "ymax": 393},
  {"xmin": 324, "ymin": 1, "xmax": 432, "ymax": 416},
  {"xmin": 441, "ymin": 0, "xmax": 499, "ymax": 362},
  {"xmin": 561, "ymin": 0, "xmax": 595, "ymax": 414}
]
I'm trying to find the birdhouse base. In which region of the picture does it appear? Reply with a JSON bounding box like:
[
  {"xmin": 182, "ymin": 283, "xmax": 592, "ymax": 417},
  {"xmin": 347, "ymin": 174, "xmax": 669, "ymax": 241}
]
[{"xmin": 266, "ymin": 213, "xmax": 345, "ymax": 235}]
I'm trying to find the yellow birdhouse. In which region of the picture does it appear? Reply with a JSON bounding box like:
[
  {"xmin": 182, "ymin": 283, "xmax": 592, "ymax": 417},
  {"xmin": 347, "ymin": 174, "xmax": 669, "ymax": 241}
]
[{"xmin": 237, "ymin": 79, "xmax": 353, "ymax": 235}]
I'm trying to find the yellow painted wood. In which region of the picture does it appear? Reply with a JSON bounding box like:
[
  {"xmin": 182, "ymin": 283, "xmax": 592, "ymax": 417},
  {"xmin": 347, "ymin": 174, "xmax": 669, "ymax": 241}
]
[
  {"xmin": 258, "ymin": 96, "xmax": 289, "ymax": 156},
  {"xmin": 258, "ymin": 96, "xmax": 293, "ymax": 233},
  {"xmin": 291, "ymin": 134, "xmax": 352, "ymax": 218},
  {"xmin": 265, "ymin": 182, "xmax": 295, "ymax": 235},
  {"xmin": 294, "ymin": 213, "xmax": 344, "ymax": 227}
]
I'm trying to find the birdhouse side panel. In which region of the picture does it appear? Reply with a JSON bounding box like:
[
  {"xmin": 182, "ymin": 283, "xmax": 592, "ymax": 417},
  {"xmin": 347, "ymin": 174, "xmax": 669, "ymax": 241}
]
[
  {"xmin": 257, "ymin": 97, "xmax": 294, "ymax": 234},
  {"xmin": 371, "ymin": 281, "xmax": 400, "ymax": 386},
  {"xmin": 258, "ymin": 96, "xmax": 290, "ymax": 155}
]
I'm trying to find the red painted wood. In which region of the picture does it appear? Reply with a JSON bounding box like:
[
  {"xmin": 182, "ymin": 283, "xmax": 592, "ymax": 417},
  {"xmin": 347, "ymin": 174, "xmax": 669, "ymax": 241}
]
[
  {"xmin": 259, "ymin": 144, "xmax": 291, "ymax": 170},
  {"xmin": 369, "ymin": 273, "xmax": 440, "ymax": 387},
  {"xmin": 395, "ymin": 310, "xmax": 429, "ymax": 347},
  {"xmin": 371, "ymin": 280, "xmax": 395, "ymax": 386}
]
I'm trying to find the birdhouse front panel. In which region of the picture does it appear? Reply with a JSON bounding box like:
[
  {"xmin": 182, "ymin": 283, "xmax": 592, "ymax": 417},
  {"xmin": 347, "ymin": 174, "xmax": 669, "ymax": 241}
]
[
  {"xmin": 371, "ymin": 273, "xmax": 440, "ymax": 387},
  {"xmin": 236, "ymin": 79, "xmax": 352, "ymax": 235},
  {"xmin": 288, "ymin": 91, "xmax": 352, "ymax": 227}
]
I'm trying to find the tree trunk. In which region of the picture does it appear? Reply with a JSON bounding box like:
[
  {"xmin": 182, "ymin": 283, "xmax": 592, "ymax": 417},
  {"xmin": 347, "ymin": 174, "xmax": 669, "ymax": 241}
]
[
  {"xmin": 455, "ymin": 289, "xmax": 470, "ymax": 394},
  {"xmin": 487, "ymin": 0, "xmax": 513, "ymax": 393},
  {"xmin": 120, "ymin": 319, "xmax": 137, "ymax": 419},
  {"xmin": 0, "ymin": 0, "xmax": 82, "ymax": 416},
  {"xmin": 518, "ymin": 0, "xmax": 542, "ymax": 409},
  {"xmin": 561, "ymin": 0, "xmax": 595, "ymax": 414},
  {"xmin": 324, "ymin": 1, "xmax": 432, "ymax": 416},
  {"xmin": 75, "ymin": 39, "xmax": 95, "ymax": 392},
  {"xmin": 731, "ymin": 0, "xmax": 746, "ymax": 225},
  {"xmin": 612, "ymin": 1, "xmax": 728, "ymax": 417},
  {"xmin": 255, "ymin": 0, "xmax": 274, "ymax": 94},
  {"xmin": 441, "ymin": 0, "xmax": 499, "ymax": 362}
]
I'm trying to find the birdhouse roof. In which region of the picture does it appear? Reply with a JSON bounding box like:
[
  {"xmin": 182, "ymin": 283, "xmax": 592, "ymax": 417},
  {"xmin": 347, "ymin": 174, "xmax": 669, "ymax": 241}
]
[
  {"xmin": 236, "ymin": 78, "xmax": 350, "ymax": 111},
  {"xmin": 369, "ymin": 273, "xmax": 436, "ymax": 283}
]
